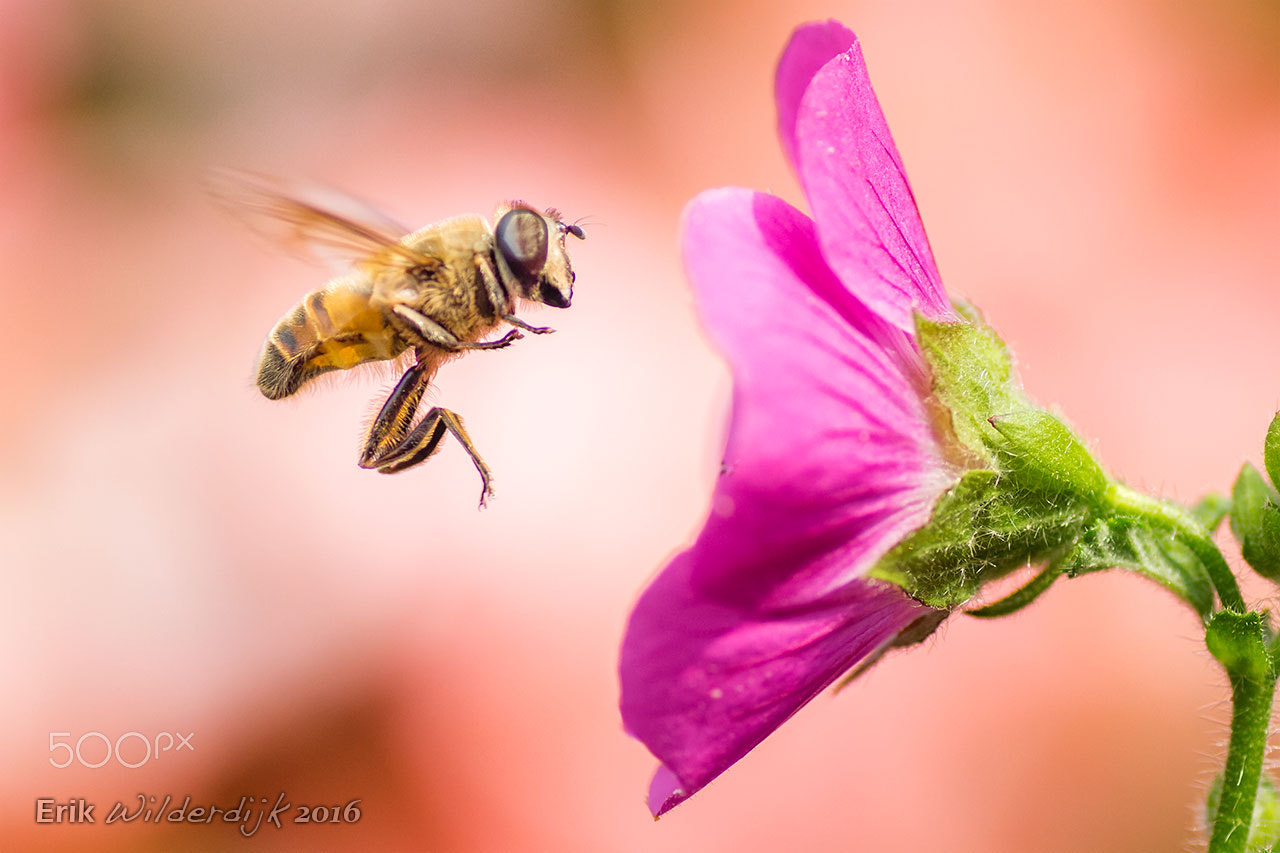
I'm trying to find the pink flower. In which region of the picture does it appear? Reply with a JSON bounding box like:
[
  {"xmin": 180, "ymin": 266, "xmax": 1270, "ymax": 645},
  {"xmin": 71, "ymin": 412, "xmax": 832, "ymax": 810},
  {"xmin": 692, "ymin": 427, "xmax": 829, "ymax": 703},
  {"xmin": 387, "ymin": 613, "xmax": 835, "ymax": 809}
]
[{"xmin": 619, "ymin": 21, "xmax": 965, "ymax": 816}]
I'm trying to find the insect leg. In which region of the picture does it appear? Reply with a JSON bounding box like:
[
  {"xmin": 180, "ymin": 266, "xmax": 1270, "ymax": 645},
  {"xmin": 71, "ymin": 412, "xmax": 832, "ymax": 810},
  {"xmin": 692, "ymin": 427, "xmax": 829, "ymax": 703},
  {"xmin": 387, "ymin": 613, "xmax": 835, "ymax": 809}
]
[
  {"xmin": 381, "ymin": 409, "xmax": 493, "ymax": 506},
  {"xmin": 460, "ymin": 329, "xmax": 524, "ymax": 350},
  {"xmin": 392, "ymin": 305, "xmax": 524, "ymax": 351},
  {"xmin": 474, "ymin": 252, "xmax": 512, "ymax": 317},
  {"xmin": 504, "ymin": 314, "xmax": 556, "ymax": 335},
  {"xmin": 359, "ymin": 364, "xmax": 495, "ymax": 508},
  {"xmin": 371, "ymin": 407, "xmax": 495, "ymax": 509},
  {"xmin": 370, "ymin": 415, "xmax": 448, "ymax": 475},
  {"xmin": 474, "ymin": 252, "xmax": 555, "ymax": 335},
  {"xmin": 360, "ymin": 362, "xmax": 430, "ymax": 466}
]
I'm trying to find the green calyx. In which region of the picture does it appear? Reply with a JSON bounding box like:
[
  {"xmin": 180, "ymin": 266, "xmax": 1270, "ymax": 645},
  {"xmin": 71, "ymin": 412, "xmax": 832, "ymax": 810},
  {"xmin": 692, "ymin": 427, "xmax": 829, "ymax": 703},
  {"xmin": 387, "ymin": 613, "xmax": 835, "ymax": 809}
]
[
  {"xmin": 1206, "ymin": 610, "xmax": 1274, "ymax": 682},
  {"xmin": 868, "ymin": 306, "xmax": 1216, "ymax": 619}
]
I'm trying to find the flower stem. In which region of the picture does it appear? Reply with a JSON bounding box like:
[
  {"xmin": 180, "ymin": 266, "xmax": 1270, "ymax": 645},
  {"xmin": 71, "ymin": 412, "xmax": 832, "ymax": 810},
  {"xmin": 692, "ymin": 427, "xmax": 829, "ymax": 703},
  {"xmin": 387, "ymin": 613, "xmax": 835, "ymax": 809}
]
[
  {"xmin": 1106, "ymin": 484, "xmax": 1246, "ymax": 614},
  {"xmin": 1108, "ymin": 487, "xmax": 1274, "ymax": 849},
  {"xmin": 1207, "ymin": 650, "xmax": 1277, "ymax": 852},
  {"xmin": 1183, "ymin": 529, "xmax": 1248, "ymax": 614}
]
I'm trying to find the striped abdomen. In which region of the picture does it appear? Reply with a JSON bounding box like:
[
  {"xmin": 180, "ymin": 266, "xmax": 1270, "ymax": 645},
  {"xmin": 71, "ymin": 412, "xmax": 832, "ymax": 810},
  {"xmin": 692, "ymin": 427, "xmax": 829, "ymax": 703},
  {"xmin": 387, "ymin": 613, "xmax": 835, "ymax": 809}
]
[{"xmin": 256, "ymin": 279, "xmax": 407, "ymax": 400}]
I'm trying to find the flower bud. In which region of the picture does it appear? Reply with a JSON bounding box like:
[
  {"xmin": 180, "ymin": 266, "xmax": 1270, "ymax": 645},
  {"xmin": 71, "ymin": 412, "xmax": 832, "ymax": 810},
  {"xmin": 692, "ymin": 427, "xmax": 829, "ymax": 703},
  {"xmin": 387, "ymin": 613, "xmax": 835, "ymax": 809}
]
[{"xmin": 1230, "ymin": 463, "xmax": 1280, "ymax": 582}]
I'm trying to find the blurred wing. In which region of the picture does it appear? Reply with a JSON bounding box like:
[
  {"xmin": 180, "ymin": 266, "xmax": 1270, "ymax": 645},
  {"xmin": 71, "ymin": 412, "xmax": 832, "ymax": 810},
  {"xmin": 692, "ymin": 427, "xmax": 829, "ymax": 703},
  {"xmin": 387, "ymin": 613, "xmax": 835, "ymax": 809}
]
[{"xmin": 206, "ymin": 170, "xmax": 441, "ymax": 274}]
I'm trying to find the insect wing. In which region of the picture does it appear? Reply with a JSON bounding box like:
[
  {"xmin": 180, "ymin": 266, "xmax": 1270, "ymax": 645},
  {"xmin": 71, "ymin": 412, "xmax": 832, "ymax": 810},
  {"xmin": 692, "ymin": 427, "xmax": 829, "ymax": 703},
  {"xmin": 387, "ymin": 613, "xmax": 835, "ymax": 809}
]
[{"xmin": 206, "ymin": 171, "xmax": 440, "ymax": 275}]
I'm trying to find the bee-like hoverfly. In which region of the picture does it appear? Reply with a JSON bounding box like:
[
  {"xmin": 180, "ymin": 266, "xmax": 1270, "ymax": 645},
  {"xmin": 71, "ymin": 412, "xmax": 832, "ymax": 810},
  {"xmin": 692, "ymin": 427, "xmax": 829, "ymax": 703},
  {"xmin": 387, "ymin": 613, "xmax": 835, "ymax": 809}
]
[{"xmin": 214, "ymin": 173, "xmax": 584, "ymax": 508}]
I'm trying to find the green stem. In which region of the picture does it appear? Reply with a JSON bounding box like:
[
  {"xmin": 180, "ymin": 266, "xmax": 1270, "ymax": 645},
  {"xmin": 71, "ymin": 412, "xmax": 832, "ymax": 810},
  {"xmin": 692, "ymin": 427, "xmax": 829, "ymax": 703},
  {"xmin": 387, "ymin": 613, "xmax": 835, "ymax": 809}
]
[
  {"xmin": 1209, "ymin": 661, "xmax": 1277, "ymax": 852},
  {"xmin": 967, "ymin": 558, "xmax": 1064, "ymax": 619},
  {"xmin": 1190, "ymin": 534, "xmax": 1248, "ymax": 614},
  {"xmin": 1107, "ymin": 487, "xmax": 1272, "ymax": 849},
  {"xmin": 1107, "ymin": 484, "xmax": 1246, "ymax": 613}
]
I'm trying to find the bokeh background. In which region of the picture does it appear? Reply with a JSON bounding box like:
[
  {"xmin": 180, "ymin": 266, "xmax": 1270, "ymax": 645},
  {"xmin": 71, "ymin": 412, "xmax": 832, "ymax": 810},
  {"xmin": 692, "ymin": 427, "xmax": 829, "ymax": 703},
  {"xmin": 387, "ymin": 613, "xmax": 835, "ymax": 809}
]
[{"xmin": 2, "ymin": 0, "xmax": 1278, "ymax": 850}]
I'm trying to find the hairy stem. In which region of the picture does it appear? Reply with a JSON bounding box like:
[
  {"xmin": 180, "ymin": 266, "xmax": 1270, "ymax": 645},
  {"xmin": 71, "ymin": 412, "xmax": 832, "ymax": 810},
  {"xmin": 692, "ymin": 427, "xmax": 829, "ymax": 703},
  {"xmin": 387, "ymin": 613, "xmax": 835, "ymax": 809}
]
[
  {"xmin": 1208, "ymin": 661, "xmax": 1276, "ymax": 852},
  {"xmin": 1107, "ymin": 484, "xmax": 1245, "ymax": 614}
]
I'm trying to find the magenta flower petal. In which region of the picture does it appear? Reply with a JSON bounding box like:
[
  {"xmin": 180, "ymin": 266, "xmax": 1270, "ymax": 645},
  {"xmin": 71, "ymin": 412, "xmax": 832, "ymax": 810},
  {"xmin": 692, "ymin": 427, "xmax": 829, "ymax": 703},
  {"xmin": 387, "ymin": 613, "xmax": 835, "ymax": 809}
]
[
  {"xmin": 618, "ymin": 187, "xmax": 953, "ymax": 815},
  {"xmin": 646, "ymin": 765, "xmax": 683, "ymax": 816},
  {"xmin": 622, "ymin": 553, "xmax": 928, "ymax": 817},
  {"xmin": 788, "ymin": 29, "xmax": 952, "ymax": 331},
  {"xmin": 775, "ymin": 19, "xmax": 856, "ymax": 172},
  {"xmin": 680, "ymin": 188, "xmax": 950, "ymax": 607},
  {"xmin": 620, "ymin": 23, "xmax": 970, "ymax": 818}
]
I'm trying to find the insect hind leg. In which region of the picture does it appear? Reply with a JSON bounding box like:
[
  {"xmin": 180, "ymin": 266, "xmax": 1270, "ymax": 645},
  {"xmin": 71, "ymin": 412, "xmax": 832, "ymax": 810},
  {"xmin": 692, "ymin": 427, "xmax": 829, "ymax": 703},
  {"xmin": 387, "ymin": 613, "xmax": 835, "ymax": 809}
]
[
  {"xmin": 360, "ymin": 364, "xmax": 495, "ymax": 508},
  {"xmin": 370, "ymin": 408, "xmax": 494, "ymax": 508},
  {"xmin": 372, "ymin": 416, "xmax": 448, "ymax": 474}
]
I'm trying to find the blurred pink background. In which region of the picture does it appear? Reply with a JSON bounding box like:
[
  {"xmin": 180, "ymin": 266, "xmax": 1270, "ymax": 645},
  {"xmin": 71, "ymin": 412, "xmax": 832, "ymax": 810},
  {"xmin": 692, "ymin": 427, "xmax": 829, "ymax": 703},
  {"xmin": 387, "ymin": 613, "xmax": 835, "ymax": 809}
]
[{"xmin": 2, "ymin": 0, "xmax": 1278, "ymax": 850}]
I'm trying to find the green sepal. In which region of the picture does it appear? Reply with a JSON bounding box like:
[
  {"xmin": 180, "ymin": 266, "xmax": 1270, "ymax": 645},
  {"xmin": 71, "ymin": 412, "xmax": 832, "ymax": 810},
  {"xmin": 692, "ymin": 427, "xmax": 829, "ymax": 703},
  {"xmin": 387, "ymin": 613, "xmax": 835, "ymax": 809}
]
[
  {"xmin": 916, "ymin": 307, "xmax": 1103, "ymax": 495},
  {"xmin": 915, "ymin": 308, "xmax": 1025, "ymax": 464},
  {"xmin": 878, "ymin": 310, "xmax": 1219, "ymax": 618},
  {"xmin": 1206, "ymin": 774, "xmax": 1280, "ymax": 853},
  {"xmin": 967, "ymin": 559, "xmax": 1065, "ymax": 619},
  {"xmin": 1192, "ymin": 492, "xmax": 1232, "ymax": 533},
  {"xmin": 833, "ymin": 608, "xmax": 948, "ymax": 692},
  {"xmin": 1206, "ymin": 611, "xmax": 1273, "ymax": 682},
  {"xmin": 1062, "ymin": 508, "xmax": 1214, "ymax": 620},
  {"xmin": 1264, "ymin": 411, "xmax": 1280, "ymax": 493},
  {"xmin": 1230, "ymin": 463, "xmax": 1280, "ymax": 582},
  {"xmin": 869, "ymin": 470, "xmax": 1088, "ymax": 608},
  {"xmin": 987, "ymin": 410, "xmax": 1107, "ymax": 500}
]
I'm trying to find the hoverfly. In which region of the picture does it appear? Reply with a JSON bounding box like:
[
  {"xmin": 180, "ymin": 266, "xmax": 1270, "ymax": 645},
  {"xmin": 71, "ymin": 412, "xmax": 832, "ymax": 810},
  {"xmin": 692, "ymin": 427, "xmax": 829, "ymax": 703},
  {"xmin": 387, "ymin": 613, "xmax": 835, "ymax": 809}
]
[{"xmin": 214, "ymin": 173, "xmax": 584, "ymax": 508}]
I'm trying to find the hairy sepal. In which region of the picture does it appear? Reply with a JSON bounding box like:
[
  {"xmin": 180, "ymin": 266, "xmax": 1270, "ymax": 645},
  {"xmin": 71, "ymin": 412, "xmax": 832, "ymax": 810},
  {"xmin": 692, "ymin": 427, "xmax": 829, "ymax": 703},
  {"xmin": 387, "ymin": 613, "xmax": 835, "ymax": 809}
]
[{"xmin": 869, "ymin": 309, "xmax": 1214, "ymax": 617}]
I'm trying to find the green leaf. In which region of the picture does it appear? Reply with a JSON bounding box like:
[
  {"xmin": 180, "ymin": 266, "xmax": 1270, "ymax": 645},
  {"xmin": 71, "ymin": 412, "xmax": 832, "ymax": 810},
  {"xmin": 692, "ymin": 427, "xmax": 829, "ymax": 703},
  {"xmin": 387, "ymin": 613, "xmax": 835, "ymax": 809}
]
[
  {"xmin": 1262, "ymin": 504, "xmax": 1280, "ymax": 564},
  {"xmin": 1062, "ymin": 512, "xmax": 1214, "ymax": 619},
  {"xmin": 1265, "ymin": 412, "xmax": 1280, "ymax": 492},
  {"xmin": 1231, "ymin": 463, "xmax": 1280, "ymax": 581}
]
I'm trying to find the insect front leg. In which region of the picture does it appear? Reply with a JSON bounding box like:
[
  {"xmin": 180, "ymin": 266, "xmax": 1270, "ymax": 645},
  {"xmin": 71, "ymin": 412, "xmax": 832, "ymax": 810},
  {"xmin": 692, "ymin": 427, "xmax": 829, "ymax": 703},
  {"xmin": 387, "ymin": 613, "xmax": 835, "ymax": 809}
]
[
  {"xmin": 360, "ymin": 363, "xmax": 495, "ymax": 508},
  {"xmin": 474, "ymin": 252, "xmax": 555, "ymax": 335},
  {"xmin": 504, "ymin": 315, "xmax": 556, "ymax": 335},
  {"xmin": 391, "ymin": 306, "xmax": 523, "ymax": 351}
]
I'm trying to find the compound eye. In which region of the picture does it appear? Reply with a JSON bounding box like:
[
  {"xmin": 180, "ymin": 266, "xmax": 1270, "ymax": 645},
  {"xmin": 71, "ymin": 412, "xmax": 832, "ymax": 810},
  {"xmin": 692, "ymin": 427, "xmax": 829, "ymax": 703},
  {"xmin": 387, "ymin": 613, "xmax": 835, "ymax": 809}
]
[{"xmin": 495, "ymin": 209, "xmax": 548, "ymax": 284}]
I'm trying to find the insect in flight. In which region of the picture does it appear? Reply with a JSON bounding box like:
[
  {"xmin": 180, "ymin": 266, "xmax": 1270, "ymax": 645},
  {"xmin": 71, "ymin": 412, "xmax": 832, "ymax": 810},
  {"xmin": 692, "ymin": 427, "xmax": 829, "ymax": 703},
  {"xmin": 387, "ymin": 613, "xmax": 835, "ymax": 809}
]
[{"xmin": 215, "ymin": 173, "xmax": 585, "ymax": 508}]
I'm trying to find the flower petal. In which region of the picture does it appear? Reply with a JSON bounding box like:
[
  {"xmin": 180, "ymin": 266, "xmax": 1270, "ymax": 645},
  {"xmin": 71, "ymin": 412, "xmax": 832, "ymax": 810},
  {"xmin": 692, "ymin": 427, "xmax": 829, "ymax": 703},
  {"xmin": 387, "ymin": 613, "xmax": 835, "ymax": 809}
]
[
  {"xmin": 621, "ymin": 553, "xmax": 929, "ymax": 816},
  {"xmin": 680, "ymin": 188, "xmax": 950, "ymax": 609},
  {"xmin": 793, "ymin": 36, "xmax": 952, "ymax": 331},
  {"xmin": 775, "ymin": 20, "xmax": 856, "ymax": 174},
  {"xmin": 618, "ymin": 188, "xmax": 954, "ymax": 814}
]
